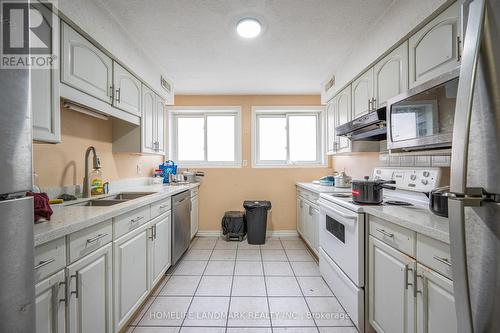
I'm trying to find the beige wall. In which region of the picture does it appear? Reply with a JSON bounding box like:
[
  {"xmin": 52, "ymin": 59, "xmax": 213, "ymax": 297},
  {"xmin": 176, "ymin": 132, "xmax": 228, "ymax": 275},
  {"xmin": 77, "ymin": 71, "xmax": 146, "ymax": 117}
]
[
  {"xmin": 174, "ymin": 95, "xmax": 332, "ymax": 231},
  {"xmin": 33, "ymin": 107, "xmax": 164, "ymax": 188}
]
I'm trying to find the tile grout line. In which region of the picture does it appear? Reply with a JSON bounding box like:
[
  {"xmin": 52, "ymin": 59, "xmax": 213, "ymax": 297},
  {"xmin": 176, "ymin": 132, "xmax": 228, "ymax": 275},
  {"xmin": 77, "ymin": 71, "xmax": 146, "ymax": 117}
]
[
  {"xmin": 282, "ymin": 238, "xmax": 321, "ymax": 332},
  {"xmin": 260, "ymin": 239, "xmax": 273, "ymax": 332},
  {"xmin": 224, "ymin": 240, "xmax": 238, "ymax": 333}
]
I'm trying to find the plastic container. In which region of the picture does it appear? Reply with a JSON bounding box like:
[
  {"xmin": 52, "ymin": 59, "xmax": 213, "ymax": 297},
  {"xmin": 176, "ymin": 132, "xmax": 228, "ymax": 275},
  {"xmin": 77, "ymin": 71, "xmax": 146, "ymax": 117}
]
[
  {"xmin": 243, "ymin": 201, "xmax": 272, "ymax": 245},
  {"xmin": 221, "ymin": 211, "xmax": 246, "ymax": 241}
]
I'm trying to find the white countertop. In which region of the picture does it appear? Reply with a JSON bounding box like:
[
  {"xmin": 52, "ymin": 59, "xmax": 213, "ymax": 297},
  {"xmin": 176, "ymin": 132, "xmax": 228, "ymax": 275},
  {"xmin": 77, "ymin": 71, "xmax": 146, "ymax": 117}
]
[
  {"xmin": 362, "ymin": 204, "xmax": 450, "ymax": 244},
  {"xmin": 296, "ymin": 182, "xmax": 351, "ymax": 194},
  {"xmin": 34, "ymin": 183, "xmax": 199, "ymax": 247}
]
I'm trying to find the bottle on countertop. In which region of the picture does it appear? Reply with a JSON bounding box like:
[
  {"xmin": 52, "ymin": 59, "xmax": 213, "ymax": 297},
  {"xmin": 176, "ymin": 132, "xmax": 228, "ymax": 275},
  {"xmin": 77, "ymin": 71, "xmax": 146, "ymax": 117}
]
[{"xmin": 90, "ymin": 168, "xmax": 104, "ymax": 195}]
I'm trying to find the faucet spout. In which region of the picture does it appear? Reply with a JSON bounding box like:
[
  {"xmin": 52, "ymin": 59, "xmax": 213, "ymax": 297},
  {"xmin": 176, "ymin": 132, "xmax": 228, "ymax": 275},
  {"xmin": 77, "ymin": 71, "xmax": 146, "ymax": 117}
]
[{"xmin": 83, "ymin": 146, "xmax": 100, "ymax": 198}]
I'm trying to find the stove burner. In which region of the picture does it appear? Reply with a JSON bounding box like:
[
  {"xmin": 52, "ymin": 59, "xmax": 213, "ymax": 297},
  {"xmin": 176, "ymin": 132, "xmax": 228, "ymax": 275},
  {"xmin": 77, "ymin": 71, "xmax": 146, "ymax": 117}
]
[
  {"xmin": 331, "ymin": 193, "xmax": 352, "ymax": 198},
  {"xmin": 349, "ymin": 201, "xmax": 383, "ymax": 206},
  {"xmin": 385, "ymin": 200, "xmax": 413, "ymax": 206}
]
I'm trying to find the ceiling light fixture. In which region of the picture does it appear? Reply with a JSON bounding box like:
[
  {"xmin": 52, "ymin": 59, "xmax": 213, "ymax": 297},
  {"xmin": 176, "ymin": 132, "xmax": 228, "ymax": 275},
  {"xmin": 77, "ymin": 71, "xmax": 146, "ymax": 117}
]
[{"xmin": 236, "ymin": 18, "xmax": 262, "ymax": 38}]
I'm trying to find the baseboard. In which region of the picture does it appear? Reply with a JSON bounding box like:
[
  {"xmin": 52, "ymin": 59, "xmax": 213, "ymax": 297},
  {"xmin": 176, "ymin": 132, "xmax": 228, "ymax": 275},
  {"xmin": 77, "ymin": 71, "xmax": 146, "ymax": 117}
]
[{"xmin": 196, "ymin": 230, "xmax": 298, "ymax": 238}]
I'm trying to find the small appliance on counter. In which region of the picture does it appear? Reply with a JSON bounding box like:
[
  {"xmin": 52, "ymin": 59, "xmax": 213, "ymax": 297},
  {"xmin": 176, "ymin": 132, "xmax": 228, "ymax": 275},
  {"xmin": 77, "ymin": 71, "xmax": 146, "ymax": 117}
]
[{"xmin": 334, "ymin": 171, "xmax": 352, "ymax": 188}]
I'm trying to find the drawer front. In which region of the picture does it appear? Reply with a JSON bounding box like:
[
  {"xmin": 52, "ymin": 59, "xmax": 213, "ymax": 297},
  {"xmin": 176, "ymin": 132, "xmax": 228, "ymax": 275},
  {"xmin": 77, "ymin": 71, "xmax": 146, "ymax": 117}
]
[
  {"xmin": 369, "ymin": 215, "xmax": 416, "ymax": 257},
  {"xmin": 151, "ymin": 198, "xmax": 171, "ymax": 219},
  {"xmin": 298, "ymin": 188, "xmax": 319, "ymax": 204},
  {"xmin": 68, "ymin": 220, "xmax": 112, "ymax": 263},
  {"xmin": 190, "ymin": 187, "xmax": 199, "ymax": 198},
  {"xmin": 417, "ymin": 234, "xmax": 452, "ymax": 279},
  {"xmin": 34, "ymin": 237, "xmax": 66, "ymax": 282},
  {"xmin": 114, "ymin": 206, "xmax": 151, "ymax": 238}
]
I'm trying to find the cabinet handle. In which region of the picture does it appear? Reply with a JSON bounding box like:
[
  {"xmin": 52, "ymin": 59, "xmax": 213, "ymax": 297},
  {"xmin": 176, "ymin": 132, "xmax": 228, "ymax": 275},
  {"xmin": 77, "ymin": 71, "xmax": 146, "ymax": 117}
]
[
  {"xmin": 153, "ymin": 224, "xmax": 157, "ymax": 240},
  {"xmin": 116, "ymin": 88, "xmax": 121, "ymax": 103},
  {"xmin": 86, "ymin": 233, "xmax": 108, "ymax": 244},
  {"xmin": 35, "ymin": 258, "xmax": 55, "ymax": 270},
  {"xmin": 368, "ymin": 99, "xmax": 372, "ymax": 112},
  {"xmin": 414, "ymin": 273, "xmax": 423, "ymax": 297},
  {"xmin": 58, "ymin": 281, "xmax": 67, "ymax": 304},
  {"xmin": 371, "ymin": 97, "xmax": 377, "ymax": 111},
  {"xmin": 131, "ymin": 216, "xmax": 144, "ymax": 223},
  {"xmin": 433, "ymin": 255, "xmax": 452, "ymax": 267},
  {"xmin": 149, "ymin": 226, "xmax": 155, "ymax": 240},
  {"xmin": 375, "ymin": 228, "xmax": 394, "ymax": 238},
  {"xmin": 457, "ymin": 36, "xmax": 462, "ymax": 61},
  {"xmin": 70, "ymin": 274, "xmax": 79, "ymax": 298},
  {"xmin": 110, "ymin": 85, "xmax": 114, "ymax": 100},
  {"xmin": 404, "ymin": 264, "xmax": 413, "ymax": 290},
  {"xmin": 159, "ymin": 204, "xmax": 169, "ymax": 210},
  {"xmin": 299, "ymin": 199, "xmax": 303, "ymax": 208}
]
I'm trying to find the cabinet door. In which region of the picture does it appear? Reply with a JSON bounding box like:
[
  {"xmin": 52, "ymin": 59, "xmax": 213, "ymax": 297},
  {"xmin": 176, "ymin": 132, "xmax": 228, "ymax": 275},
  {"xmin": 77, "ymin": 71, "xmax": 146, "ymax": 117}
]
[
  {"xmin": 35, "ymin": 270, "xmax": 65, "ymax": 333},
  {"xmin": 61, "ymin": 22, "xmax": 113, "ymax": 103},
  {"xmin": 352, "ymin": 68, "xmax": 374, "ymax": 118},
  {"xmin": 113, "ymin": 62, "xmax": 141, "ymax": 116},
  {"xmin": 190, "ymin": 196, "xmax": 199, "ymax": 239},
  {"xmin": 416, "ymin": 264, "xmax": 457, "ymax": 333},
  {"xmin": 296, "ymin": 197, "xmax": 304, "ymax": 235},
  {"xmin": 150, "ymin": 212, "xmax": 172, "ymax": 287},
  {"xmin": 408, "ymin": 2, "xmax": 461, "ymax": 88},
  {"xmin": 141, "ymin": 85, "xmax": 156, "ymax": 153},
  {"xmin": 113, "ymin": 224, "xmax": 149, "ymax": 331},
  {"xmin": 369, "ymin": 236, "xmax": 415, "ymax": 333},
  {"xmin": 303, "ymin": 202, "xmax": 314, "ymax": 247},
  {"xmin": 374, "ymin": 41, "xmax": 409, "ymax": 108},
  {"xmin": 32, "ymin": 5, "xmax": 60, "ymax": 143},
  {"xmin": 67, "ymin": 243, "xmax": 112, "ymax": 333},
  {"xmin": 326, "ymin": 100, "xmax": 336, "ymax": 154},
  {"xmin": 311, "ymin": 206, "xmax": 319, "ymax": 255},
  {"xmin": 336, "ymin": 86, "xmax": 352, "ymax": 153},
  {"xmin": 155, "ymin": 94, "xmax": 166, "ymax": 153}
]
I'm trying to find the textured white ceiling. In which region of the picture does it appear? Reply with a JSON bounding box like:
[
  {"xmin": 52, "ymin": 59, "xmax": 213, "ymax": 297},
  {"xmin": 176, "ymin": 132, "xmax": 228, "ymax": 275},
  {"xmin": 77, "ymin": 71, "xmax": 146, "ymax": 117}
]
[{"xmin": 95, "ymin": 0, "xmax": 394, "ymax": 94}]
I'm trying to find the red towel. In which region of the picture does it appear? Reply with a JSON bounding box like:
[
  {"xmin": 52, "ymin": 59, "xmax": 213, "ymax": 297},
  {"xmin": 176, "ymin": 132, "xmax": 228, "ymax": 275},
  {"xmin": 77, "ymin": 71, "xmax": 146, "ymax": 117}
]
[{"xmin": 27, "ymin": 192, "xmax": 53, "ymax": 222}]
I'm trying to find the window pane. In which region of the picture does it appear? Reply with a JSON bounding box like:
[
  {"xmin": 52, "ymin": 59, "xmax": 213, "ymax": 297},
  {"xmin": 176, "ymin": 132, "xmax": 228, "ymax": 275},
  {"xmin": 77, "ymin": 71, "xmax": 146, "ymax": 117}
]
[
  {"xmin": 258, "ymin": 116, "xmax": 287, "ymax": 161},
  {"xmin": 177, "ymin": 117, "xmax": 204, "ymax": 161},
  {"xmin": 207, "ymin": 115, "xmax": 235, "ymax": 162},
  {"xmin": 289, "ymin": 115, "xmax": 317, "ymax": 161}
]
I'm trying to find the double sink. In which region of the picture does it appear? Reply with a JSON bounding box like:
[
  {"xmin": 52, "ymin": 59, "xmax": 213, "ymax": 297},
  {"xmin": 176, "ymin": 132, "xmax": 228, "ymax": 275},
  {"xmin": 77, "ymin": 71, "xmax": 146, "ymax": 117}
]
[{"xmin": 69, "ymin": 192, "xmax": 156, "ymax": 207}]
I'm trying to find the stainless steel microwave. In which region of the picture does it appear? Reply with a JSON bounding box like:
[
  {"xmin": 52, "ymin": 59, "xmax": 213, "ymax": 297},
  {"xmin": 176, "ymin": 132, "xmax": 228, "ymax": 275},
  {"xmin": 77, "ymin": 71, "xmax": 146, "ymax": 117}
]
[{"xmin": 387, "ymin": 68, "xmax": 460, "ymax": 151}]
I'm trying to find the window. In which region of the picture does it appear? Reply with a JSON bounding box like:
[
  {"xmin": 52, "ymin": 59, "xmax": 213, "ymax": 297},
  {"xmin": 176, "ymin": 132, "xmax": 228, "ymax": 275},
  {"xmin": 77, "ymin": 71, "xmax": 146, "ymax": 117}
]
[
  {"xmin": 253, "ymin": 107, "xmax": 325, "ymax": 167},
  {"xmin": 170, "ymin": 107, "xmax": 241, "ymax": 167}
]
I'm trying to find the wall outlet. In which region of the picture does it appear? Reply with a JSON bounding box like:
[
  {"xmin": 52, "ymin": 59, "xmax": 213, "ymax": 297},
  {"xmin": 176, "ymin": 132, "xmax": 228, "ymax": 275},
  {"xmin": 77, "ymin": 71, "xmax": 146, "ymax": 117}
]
[{"xmin": 136, "ymin": 164, "xmax": 143, "ymax": 175}]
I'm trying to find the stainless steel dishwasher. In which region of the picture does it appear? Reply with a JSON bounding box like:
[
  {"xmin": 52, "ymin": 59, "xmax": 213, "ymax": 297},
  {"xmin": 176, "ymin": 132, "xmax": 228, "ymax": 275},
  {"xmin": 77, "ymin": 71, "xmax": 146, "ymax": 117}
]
[{"xmin": 172, "ymin": 190, "xmax": 192, "ymax": 264}]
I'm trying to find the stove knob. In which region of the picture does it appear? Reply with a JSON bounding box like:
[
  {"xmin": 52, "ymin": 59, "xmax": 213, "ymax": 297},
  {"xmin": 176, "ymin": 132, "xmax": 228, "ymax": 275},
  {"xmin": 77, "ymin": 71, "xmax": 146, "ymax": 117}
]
[
  {"xmin": 410, "ymin": 174, "xmax": 417, "ymax": 181},
  {"xmin": 421, "ymin": 179, "xmax": 429, "ymax": 185},
  {"xmin": 423, "ymin": 171, "xmax": 430, "ymax": 177}
]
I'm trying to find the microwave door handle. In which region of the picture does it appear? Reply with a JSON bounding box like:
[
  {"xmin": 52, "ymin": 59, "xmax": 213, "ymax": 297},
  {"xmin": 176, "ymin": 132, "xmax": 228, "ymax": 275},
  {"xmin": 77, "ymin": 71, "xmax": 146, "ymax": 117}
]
[{"xmin": 450, "ymin": 0, "xmax": 485, "ymax": 196}]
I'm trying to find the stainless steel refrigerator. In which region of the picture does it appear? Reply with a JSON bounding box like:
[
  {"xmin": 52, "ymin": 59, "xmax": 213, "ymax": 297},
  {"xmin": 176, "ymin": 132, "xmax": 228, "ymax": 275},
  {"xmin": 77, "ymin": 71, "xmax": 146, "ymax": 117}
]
[
  {"xmin": 449, "ymin": 0, "xmax": 500, "ymax": 332},
  {"xmin": 0, "ymin": 48, "xmax": 36, "ymax": 332}
]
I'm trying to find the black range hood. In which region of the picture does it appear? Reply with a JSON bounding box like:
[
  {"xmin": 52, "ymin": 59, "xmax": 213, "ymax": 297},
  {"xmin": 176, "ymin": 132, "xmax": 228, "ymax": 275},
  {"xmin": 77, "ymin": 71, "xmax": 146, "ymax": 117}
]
[{"xmin": 335, "ymin": 107, "xmax": 387, "ymax": 141}]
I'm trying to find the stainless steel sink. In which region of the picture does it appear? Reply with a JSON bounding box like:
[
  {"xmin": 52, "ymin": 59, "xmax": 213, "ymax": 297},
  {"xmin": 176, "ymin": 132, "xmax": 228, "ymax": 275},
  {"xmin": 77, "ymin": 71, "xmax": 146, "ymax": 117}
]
[
  {"xmin": 69, "ymin": 199, "xmax": 126, "ymax": 207},
  {"xmin": 99, "ymin": 192, "xmax": 156, "ymax": 200}
]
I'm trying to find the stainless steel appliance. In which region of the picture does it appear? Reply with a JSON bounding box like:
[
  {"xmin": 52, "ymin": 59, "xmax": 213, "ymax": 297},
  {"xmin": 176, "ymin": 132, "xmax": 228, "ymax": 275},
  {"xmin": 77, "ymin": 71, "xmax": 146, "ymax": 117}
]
[
  {"xmin": 319, "ymin": 167, "xmax": 443, "ymax": 332},
  {"xmin": 386, "ymin": 69, "xmax": 459, "ymax": 151},
  {"xmin": 336, "ymin": 108, "xmax": 387, "ymax": 141},
  {"xmin": 0, "ymin": 63, "xmax": 36, "ymax": 330},
  {"xmin": 448, "ymin": 0, "xmax": 500, "ymax": 332},
  {"xmin": 172, "ymin": 190, "xmax": 192, "ymax": 264}
]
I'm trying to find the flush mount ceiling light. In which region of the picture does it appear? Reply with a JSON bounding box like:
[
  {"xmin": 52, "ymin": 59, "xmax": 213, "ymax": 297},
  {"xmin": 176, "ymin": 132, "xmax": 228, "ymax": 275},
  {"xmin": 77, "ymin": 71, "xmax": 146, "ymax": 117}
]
[{"xmin": 236, "ymin": 18, "xmax": 262, "ymax": 38}]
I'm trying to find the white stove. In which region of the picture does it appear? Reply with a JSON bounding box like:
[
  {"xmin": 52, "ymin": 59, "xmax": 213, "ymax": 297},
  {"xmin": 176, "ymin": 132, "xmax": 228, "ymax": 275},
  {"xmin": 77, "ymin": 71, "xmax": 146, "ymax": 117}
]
[{"xmin": 318, "ymin": 167, "xmax": 444, "ymax": 332}]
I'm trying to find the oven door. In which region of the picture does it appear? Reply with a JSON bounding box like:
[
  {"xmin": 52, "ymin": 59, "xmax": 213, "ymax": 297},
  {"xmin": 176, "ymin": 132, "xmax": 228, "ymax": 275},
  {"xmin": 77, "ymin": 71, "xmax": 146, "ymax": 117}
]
[
  {"xmin": 387, "ymin": 69, "xmax": 459, "ymax": 150},
  {"xmin": 318, "ymin": 199, "xmax": 364, "ymax": 287}
]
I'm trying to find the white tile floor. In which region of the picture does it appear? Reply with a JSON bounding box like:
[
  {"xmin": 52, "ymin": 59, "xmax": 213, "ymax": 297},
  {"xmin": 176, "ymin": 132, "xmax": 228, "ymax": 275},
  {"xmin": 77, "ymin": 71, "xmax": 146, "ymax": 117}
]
[{"xmin": 127, "ymin": 236, "xmax": 358, "ymax": 333}]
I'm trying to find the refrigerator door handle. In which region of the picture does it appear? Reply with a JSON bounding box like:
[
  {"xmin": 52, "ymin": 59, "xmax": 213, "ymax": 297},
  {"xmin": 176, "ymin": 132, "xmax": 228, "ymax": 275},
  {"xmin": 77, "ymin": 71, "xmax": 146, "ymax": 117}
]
[{"xmin": 450, "ymin": 0, "xmax": 486, "ymax": 195}]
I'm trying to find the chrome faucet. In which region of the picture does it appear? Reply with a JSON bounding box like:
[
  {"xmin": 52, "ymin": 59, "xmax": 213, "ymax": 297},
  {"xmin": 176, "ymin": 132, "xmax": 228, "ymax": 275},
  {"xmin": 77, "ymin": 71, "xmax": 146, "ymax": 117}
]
[{"xmin": 82, "ymin": 146, "xmax": 101, "ymax": 198}]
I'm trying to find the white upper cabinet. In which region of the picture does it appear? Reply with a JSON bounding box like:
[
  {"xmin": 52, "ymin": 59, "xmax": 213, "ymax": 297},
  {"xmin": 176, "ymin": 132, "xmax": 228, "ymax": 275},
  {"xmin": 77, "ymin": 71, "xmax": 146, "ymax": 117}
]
[
  {"xmin": 113, "ymin": 62, "xmax": 141, "ymax": 116},
  {"xmin": 67, "ymin": 243, "xmax": 113, "ymax": 333},
  {"xmin": 409, "ymin": 2, "xmax": 461, "ymax": 88},
  {"xmin": 32, "ymin": 4, "xmax": 60, "ymax": 143},
  {"xmin": 155, "ymin": 94, "xmax": 166, "ymax": 154},
  {"xmin": 61, "ymin": 22, "xmax": 113, "ymax": 104},
  {"xmin": 35, "ymin": 270, "xmax": 65, "ymax": 333},
  {"xmin": 352, "ymin": 68, "xmax": 374, "ymax": 118},
  {"xmin": 335, "ymin": 86, "xmax": 352, "ymax": 153},
  {"xmin": 326, "ymin": 101, "xmax": 336, "ymax": 154},
  {"xmin": 142, "ymin": 85, "xmax": 156, "ymax": 153},
  {"xmin": 374, "ymin": 41, "xmax": 409, "ymax": 107}
]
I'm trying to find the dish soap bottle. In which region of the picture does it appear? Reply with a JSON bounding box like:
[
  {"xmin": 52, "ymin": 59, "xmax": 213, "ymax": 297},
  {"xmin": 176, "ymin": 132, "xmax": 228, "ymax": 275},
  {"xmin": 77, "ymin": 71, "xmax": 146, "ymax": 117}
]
[{"xmin": 90, "ymin": 168, "xmax": 104, "ymax": 195}]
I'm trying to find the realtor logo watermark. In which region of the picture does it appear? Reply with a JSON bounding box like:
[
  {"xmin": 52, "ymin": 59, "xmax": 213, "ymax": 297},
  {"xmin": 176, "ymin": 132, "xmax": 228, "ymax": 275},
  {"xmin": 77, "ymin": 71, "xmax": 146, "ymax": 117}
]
[{"xmin": 1, "ymin": 0, "xmax": 58, "ymax": 69}]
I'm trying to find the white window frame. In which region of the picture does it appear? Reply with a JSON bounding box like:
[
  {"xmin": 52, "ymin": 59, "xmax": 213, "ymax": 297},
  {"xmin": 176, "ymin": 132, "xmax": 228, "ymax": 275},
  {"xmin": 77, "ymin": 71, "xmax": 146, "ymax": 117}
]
[
  {"xmin": 168, "ymin": 106, "xmax": 242, "ymax": 167},
  {"xmin": 252, "ymin": 106, "xmax": 326, "ymax": 168}
]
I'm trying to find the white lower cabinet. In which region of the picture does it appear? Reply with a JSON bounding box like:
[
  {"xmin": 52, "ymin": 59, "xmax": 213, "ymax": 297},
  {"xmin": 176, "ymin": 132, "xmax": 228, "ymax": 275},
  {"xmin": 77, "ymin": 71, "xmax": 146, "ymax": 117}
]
[
  {"xmin": 113, "ymin": 223, "xmax": 150, "ymax": 331},
  {"xmin": 416, "ymin": 264, "xmax": 457, "ymax": 333},
  {"xmin": 296, "ymin": 189, "xmax": 319, "ymax": 255},
  {"xmin": 369, "ymin": 236, "xmax": 415, "ymax": 333},
  {"xmin": 296, "ymin": 197, "xmax": 304, "ymax": 235},
  {"xmin": 190, "ymin": 194, "xmax": 199, "ymax": 239},
  {"xmin": 149, "ymin": 212, "xmax": 172, "ymax": 288},
  {"xmin": 67, "ymin": 243, "xmax": 113, "ymax": 333},
  {"xmin": 35, "ymin": 269, "xmax": 66, "ymax": 333}
]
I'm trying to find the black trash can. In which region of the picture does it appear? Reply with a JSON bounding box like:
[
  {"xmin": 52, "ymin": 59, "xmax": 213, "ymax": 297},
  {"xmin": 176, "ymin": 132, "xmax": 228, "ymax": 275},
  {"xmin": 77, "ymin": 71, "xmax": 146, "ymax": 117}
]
[
  {"xmin": 243, "ymin": 201, "xmax": 272, "ymax": 245},
  {"xmin": 221, "ymin": 211, "xmax": 246, "ymax": 241}
]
